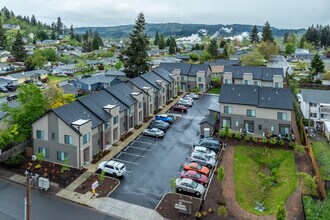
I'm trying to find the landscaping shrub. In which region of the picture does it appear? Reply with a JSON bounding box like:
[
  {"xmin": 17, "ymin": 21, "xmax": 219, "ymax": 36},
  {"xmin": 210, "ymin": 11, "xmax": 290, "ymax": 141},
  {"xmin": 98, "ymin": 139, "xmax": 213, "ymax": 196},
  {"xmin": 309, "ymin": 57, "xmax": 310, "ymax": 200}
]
[
  {"xmin": 253, "ymin": 137, "xmax": 258, "ymax": 144},
  {"xmin": 234, "ymin": 133, "xmax": 242, "ymax": 140},
  {"xmin": 269, "ymin": 138, "xmax": 278, "ymax": 145},
  {"xmin": 299, "ymin": 172, "xmax": 317, "ymax": 196},
  {"xmin": 227, "ymin": 132, "xmax": 233, "ymax": 139},
  {"xmin": 276, "ymin": 203, "xmax": 287, "ymax": 220},
  {"xmin": 262, "ymin": 137, "xmax": 268, "ymax": 144},
  {"xmin": 245, "ymin": 136, "xmax": 251, "ymax": 142},
  {"xmin": 219, "ymin": 130, "xmax": 226, "ymax": 138},
  {"xmin": 217, "ymin": 166, "xmax": 225, "ymax": 182},
  {"xmin": 3, "ymin": 154, "xmax": 25, "ymax": 168},
  {"xmin": 278, "ymin": 139, "xmax": 285, "ymax": 146},
  {"xmin": 217, "ymin": 205, "xmax": 228, "ymax": 217}
]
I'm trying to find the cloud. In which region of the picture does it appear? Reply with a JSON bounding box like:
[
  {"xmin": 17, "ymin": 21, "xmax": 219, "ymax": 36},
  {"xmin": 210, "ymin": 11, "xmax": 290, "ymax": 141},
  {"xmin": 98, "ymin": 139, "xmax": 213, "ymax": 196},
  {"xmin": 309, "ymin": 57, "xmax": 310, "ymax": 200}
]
[{"xmin": 0, "ymin": 0, "xmax": 329, "ymax": 28}]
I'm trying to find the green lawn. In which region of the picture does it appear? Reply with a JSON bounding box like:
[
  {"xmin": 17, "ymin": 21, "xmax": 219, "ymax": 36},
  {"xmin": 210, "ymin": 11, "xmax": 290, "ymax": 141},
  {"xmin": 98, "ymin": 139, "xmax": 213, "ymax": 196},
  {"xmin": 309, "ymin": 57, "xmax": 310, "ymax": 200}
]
[
  {"xmin": 312, "ymin": 141, "xmax": 330, "ymax": 180},
  {"xmin": 207, "ymin": 87, "xmax": 220, "ymax": 94},
  {"xmin": 303, "ymin": 191, "xmax": 330, "ymax": 220},
  {"xmin": 234, "ymin": 146, "xmax": 298, "ymax": 215},
  {"xmin": 48, "ymin": 75, "xmax": 70, "ymax": 84}
]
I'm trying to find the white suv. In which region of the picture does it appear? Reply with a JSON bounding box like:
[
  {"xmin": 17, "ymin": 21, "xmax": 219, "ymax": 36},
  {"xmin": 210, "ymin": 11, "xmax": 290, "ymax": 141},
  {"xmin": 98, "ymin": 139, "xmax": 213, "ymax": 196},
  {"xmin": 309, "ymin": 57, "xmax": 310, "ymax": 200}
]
[{"xmin": 98, "ymin": 160, "xmax": 126, "ymax": 177}]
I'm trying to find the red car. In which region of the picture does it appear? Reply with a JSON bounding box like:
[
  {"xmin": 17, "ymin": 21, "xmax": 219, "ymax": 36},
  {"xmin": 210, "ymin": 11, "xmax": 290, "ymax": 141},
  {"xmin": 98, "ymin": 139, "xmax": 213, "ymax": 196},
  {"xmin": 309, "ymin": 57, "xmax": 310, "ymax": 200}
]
[
  {"xmin": 183, "ymin": 162, "xmax": 210, "ymax": 177},
  {"xmin": 180, "ymin": 170, "xmax": 209, "ymax": 186},
  {"xmin": 171, "ymin": 104, "xmax": 188, "ymax": 113}
]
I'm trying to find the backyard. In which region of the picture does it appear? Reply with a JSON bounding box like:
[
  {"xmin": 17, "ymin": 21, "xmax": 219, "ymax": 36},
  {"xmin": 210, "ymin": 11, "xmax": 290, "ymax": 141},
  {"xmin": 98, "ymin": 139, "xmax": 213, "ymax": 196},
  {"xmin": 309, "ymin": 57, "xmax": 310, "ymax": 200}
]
[
  {"xmin": 303, "ymin": 191, "xmax": 330, "ymax": 220},
  {"xmin": 312, "ymin": 141, "xmax": 330, "ymax": 180},
  {"xmin": 234, "ymin": 146, "xmax": 298, "ymax": 215}
]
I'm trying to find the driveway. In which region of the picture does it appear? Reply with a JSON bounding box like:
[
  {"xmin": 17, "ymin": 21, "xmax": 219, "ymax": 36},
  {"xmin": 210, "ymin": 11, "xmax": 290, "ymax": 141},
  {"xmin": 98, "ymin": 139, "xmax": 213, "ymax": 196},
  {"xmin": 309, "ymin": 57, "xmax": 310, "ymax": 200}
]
[{"xmin": 110, "ymin": 94, "xmax": 219, "ymax": 208}]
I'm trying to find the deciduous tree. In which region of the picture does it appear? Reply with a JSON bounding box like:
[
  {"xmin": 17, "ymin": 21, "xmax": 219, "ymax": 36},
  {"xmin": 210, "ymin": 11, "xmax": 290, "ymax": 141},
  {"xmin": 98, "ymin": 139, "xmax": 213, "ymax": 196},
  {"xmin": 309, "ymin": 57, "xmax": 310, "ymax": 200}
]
[
  {"xmin": 44, "ymin": 84, "xmax": 75, "ymax": 111},
  {"xmin": 241, "ymin": 49, "xmax": 265, "ymax": 66},
  {"xmin": 257, "ymin": 41, "xmax": 278, "ymax": 60}
]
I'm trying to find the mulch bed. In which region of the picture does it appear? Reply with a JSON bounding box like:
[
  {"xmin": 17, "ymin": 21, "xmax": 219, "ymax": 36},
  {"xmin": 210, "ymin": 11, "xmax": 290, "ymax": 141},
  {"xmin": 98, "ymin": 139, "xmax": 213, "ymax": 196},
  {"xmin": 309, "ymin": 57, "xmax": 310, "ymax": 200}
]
[
  {"xmin": 16, "ymin": 159, "xmax": 86, "ymax": 188},
  {"xmin": 91, "ymin": 150, "xmax": 110, "ymax": 164},
  {"xmin": 156, "ymin": 193, "xmax": 203, "ymax": 219},
  {"xmin": 74, "ymin": 173, "xmax": 119, "ymax": 197}
]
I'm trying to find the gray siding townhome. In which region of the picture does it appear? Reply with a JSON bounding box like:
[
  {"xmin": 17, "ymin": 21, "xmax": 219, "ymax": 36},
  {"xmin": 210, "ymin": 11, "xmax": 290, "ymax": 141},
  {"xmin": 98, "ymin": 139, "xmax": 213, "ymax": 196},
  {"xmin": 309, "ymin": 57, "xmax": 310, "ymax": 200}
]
[
  {"xmin": 222, "ymin": 66, "xmax": 284, "ymax": 88},
  {"xmin": 140, "ymin": 72, "xmax": 168, "ymax": 108},
  {"xmin": 72, "ymin": 75, "xmax": 120, "ymax": 91},
  {"xmin": 219, "ymin": 84, "xmax": 293, "ymax": 136},
  {"xmin": 32, "ymin": 101, "xmax": 104, "ymax": 168},
  {"xmin": 159, "ymin": 63, "xmax": 191, "ymax": 91},
  {"xmin": 105, "ymin": 83, "xmax": 143, "ymax": 133},
  {"xmin": 152, "ymin": 67, "xmax": 179, "ymax": 99},
  {"xmin": 127, "ymin": 77, "xmax": 155, "ymax": 118}
]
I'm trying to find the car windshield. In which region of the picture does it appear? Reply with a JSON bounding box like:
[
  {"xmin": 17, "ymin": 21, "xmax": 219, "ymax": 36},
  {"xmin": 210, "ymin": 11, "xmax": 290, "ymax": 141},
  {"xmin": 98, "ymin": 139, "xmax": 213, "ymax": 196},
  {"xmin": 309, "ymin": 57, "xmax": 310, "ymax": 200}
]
[
  {"xmin": 197, "ymin": 164, "xmax": 202, "ymax": 170},
  {"xmin": 191, "ymin": 181, "xmax": 198, "ymax": 188},
  {"xmin": 195, "ymin": 172, "xmax": 201, "ymax": 178}
]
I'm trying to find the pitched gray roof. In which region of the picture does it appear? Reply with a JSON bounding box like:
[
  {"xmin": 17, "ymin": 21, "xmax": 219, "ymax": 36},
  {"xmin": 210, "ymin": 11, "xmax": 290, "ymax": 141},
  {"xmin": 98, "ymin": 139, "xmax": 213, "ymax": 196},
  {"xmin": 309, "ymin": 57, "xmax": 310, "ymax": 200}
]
[
  {"xmin": 188, "ymin": 64, "xmax": 210, "ymax": 76},
  {"xmin": 199, "ymin": 115, "xmax": 216, "ymax": 126},
  {"xmin": 11, "ymin": 69, "xmax": 48, "ymax": 79},
  {"xmin": 219, "ymin": 84, "xmax": 293, "ymax": 110},
  {"xmin": 223, "ymin": 66, "xmax": 283, "ymax": 81},
  {"xmin": 105, "ymin": 82, "xmax": 137, "ymax": 107},
  {"xmin": 105, "ymin": 70, "xmax": 126, "ymax": 76},
  {"xmin": 152, "ymin": 67, "xmax": 173, "ymax": 83},
  {"xmin": 53, "ymin": 101, "xmax": 103, "ymax": 129},
  {"xmin": 129, "ymin": 76, "xmax": 158, "ymax": 92},
  {"xmin": 301, "ymin": 89, "xmax": 330, "ymax": 104},
  {"xmin": 76, "ymin": 75, "xmax": 118, "ymax": 85},
  {"xmin": 159, "ymin": 63, "xmax": 192, "ymax": 75},
  {"xmin": 60, "ymin": 84, "xmax": 79, "ymax": 94},
  {"xmin": 140, "ymin": 72, "xmax": 169, "ymax": 89}
]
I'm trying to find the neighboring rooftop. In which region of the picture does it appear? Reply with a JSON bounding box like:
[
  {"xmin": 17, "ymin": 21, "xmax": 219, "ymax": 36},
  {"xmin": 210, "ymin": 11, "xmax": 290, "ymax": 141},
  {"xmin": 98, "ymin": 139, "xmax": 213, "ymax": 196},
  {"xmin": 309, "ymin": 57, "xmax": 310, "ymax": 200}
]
[
  {"xmin": 301, "ymin": 89, "xmax": 330, "ymax": 104},
  {"xmin": 223, "ymin": 66, "xmax": 284, "ymax": 81}
]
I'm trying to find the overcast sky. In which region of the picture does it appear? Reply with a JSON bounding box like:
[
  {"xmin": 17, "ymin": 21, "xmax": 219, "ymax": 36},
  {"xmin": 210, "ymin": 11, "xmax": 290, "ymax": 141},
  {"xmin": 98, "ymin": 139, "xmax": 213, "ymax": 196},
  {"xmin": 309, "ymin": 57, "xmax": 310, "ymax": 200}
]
[{"xmin": 1, "ymin": 0, "xmax": 329, "ymax": 29}]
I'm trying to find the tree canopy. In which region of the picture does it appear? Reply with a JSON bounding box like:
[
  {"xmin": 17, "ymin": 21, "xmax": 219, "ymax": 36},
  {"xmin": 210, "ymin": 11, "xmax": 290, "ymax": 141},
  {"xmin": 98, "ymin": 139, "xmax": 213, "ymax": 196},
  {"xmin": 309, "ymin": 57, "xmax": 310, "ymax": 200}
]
[
  {"xmin": 154, "ymin": 30, "xmax": 159, "ymax": 46},
  {"xmin": 44, "ymin": 84, "xmax": 75, "ymax": 111},
  {"xmin": 207, "ymin": 38, "xmax": 218, "ymax": 60},
  {"xmin": 257, "ymin": 41, "xmax": 278, "ymax": 60},
  {"xmin": 250, "ymin": 25, "xmax": 259, "ymax": 44},
  {"xmin": 310, "ymin": 53, "xmax": 325, "ymax": 74},
  {"xmin": 123, "ymin": 12, "xmax": 150, "ymax": 78},
  {"xmin": 241, "ymin": 49, "xmax": 265, "ymax": 66},
  {"xmin": 11, "ymin": 31, "xmax": 26, "ymax": 62},
  {"xmin": 262, "ymin": 21, "xmax": 274, "ymax": 42}
]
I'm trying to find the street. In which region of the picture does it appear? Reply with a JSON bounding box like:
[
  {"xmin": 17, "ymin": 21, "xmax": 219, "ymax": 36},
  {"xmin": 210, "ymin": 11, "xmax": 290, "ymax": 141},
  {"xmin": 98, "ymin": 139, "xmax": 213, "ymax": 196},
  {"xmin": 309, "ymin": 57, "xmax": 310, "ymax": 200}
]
[{"xmin": 0, "ymin": 179, "xmax": 118, "ymax": 220}]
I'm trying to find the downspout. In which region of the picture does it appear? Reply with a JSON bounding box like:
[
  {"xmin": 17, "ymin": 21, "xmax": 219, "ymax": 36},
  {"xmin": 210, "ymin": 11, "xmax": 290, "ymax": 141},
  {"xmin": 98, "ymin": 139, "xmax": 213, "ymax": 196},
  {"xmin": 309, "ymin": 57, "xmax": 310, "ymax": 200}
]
[{"xmin": 78, "ymin": 126, "xmax": 81, "ymax": 169}]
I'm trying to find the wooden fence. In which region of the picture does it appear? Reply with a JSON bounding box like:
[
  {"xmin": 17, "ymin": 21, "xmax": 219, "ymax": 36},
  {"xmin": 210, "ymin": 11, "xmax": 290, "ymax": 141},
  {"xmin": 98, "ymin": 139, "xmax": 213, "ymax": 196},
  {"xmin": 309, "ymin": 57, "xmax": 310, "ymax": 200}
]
[{"xmin": 0, "ymin": 140, "xmax": 32, "ymax": 162}]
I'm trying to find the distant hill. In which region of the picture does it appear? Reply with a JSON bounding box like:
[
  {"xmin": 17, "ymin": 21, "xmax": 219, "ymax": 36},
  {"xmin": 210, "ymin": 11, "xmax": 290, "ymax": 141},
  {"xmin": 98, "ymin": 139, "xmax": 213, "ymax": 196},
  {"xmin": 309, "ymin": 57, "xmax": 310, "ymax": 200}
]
[{"xmin": 74, "ymin": 23, "xmax": 306, "ymax": 39}]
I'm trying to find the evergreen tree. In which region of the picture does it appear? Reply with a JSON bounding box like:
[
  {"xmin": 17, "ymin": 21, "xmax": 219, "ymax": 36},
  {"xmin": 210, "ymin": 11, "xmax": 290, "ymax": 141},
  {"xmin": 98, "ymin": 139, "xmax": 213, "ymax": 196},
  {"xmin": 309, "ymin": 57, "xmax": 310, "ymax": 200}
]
[
  {"xmin": 11, "ymin": 31, "xmax": 26, "ymax": 62},
  {"xmin": 283, "ymin": 32, "xmax": 289, "ymax": 44},
  {"xmin": 166, "ymin": 37, "xmax": 170, "ymax": 47},
  {"xmin": 31, "ymin": 15, "xmax": 37, "ymax": 26},
  {"xmin": 50, "ymin": 31, "xmax": 56, "ymax": 40},
  {"xmin": 219, "ymin": 39, "xmax": 226, "ymax": 48},
  {"xmin": 168, "ymin": 37, "xmax": 176, "ymax": 54},
  {"xmin": 299, "ymin": 34, "xmax": 307, "ymax": 48},
  {"xmin": 250, "ymin": 25, "xmax": 259, "ymax": 44},
  {"xmin": 69, "ymin": 24, "xmax": 75, "ymax": 39},
  {"xmin": 158, "ymin": 34, "xmax": 165, "ymax": 49},
  {"xmin": 123, "ymin": 12, "xmax": 150, "ymax": 78},
  {"xmin": 310, "ymin": 53, "xmax": 325, "ymax": 74},
  {"xmin": 154, "ymin": 30, "xmax": 159, "ymax": 46},
  {"xmin": 208, "ymin": 38, "xmax": 218, "ymax": 59},
  {"xmin": 305, "ymin": 25, "xmax": 318, "ymax": 46},
  {"xmin": 56, "ymin": 17, "xmax": 63, "ymax": 35},
  {"xmin": 262, "ymin": 21, "xmax": 274, "ymax": 42},
  {"xmin": 0, "ymin": 21, "xmax": 7, "ymax": 50}
]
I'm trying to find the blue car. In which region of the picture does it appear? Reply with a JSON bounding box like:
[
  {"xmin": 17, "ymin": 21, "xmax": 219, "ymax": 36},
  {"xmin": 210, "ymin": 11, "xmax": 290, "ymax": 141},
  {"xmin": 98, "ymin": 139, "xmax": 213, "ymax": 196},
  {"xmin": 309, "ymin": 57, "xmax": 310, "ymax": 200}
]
[{"xmin": 155, "ymin": 114, "xmax": 173, "ymax": 124}]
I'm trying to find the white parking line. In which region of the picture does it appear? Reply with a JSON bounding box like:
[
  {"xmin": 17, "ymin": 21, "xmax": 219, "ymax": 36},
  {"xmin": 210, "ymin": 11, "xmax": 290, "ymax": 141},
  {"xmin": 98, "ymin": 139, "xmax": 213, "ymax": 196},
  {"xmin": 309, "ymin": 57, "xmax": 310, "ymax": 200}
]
[
  {"xmin": 116, "ymin": 152, "xmax": 122, "ymax": 158},
  {"xmin": 134, "ymin": 140, "xmax": 154, "ymax": 145},
  {"xmin": 112, "ymin": 158, "xmax": 139, "ymax": 165},
  {"xmin": 127, "ymin": 145, "xmax": 152, "ymax": 151},
  {"xmin": 126, "ymin": 170, "xmax": 132, "ymax": 173},
  {"xmin": 139, "ymin": 135, "xmax": 158, "ymax": 140},
  {"xmin": 120, "ymin": 152, "xmax": 146, "ymax": 158}
]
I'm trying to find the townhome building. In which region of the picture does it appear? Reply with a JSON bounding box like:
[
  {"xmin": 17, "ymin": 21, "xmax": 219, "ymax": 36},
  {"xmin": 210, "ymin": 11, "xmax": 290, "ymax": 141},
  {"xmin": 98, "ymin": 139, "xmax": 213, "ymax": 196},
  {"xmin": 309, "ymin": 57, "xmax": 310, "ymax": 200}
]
[
  {"xmin": 300, "ymin": 89, "xmax": 330, "ymax": 129},
  {"xmin": 152, "ymin": 67, "xmax": 177, "ymax": 101},
  {"xmin": 219, "ymin": 84, "xmax": 293, "ymax": 136},
  {"xmin": 222, "ymin": 66, "xmax": 284, "ymax": 88},
  {"xmin": 72, "ymin": 75, "xmax": 120, "ymax": 91}
]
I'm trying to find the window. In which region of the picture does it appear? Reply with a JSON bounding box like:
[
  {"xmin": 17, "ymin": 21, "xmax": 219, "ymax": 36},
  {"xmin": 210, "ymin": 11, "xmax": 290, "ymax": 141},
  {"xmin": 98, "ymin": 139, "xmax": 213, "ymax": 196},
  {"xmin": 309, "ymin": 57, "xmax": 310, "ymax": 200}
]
[
  {"xmin": 224, "ymin": 106, "xmax": 233, "ymax": 114},
  {"xmin": 224, "ymin": 79, "xmax": 232, "ymax": 84},
  {"xmin": 258, "ymin": 125, "xmax": 262, "ymax": 130},
  {"xmin": 274, "ymin": 82, "xmax": 282, "ymax": 88},
  {"xmin": 181, "ymin": 76, "xmax": 185, "ymax": 81},
  {"xmin": 162, "ymin": 88, "xmax": 165, "ymax": 93},
  {"xmin": 222, "ymin": 117, "xmax": 231, "ymax": 128},
  {"xmin": 77, "ymin": 84, "xmax": 81, "ymax": 89},
  {"xmin": 129, "ymin": 106, "xmax": 134, "ymax": 114},
  {"xmin": 36, "ymin": 130, "xmax": 44, "ymax": 140},
  {"xmin": 247, "ymin": 109, "xmax": 256, "ymax": 117},
  {"xmin": 270, "ymin": 126, "xmax": 275, "ymax": 132},
  {"xmin": 277, "ymin": 112, "xmax": 287, "ymax": 120},
  {"xmin": 57, "ymin": 151, "xmax": 68, "ymax": 161},
  {"xmin": 113, "ymin": 116, "xmax": 119, "ymax": 125},
  {"xmin": 321, "ymin": 114, "xmax": 325, "ymax": 119},
  {"xmin": 244, "ymin": 80, "xmax": 251, "ymax": 85},
  {"xmin": 38, "ymin": 147, "xmax": 49, "ymax": 158},
  {"xmin": 279, "ymin": 125, "xmax": 290, "ymax": 136},
  {"xmin": 198, "ymin": 77, "xmax": 202, "ymax": 82},
  {"xmin": 254, "ymin": 81, "xmax": 260, "ymax": 86},
  {"xmin": 244, "ymin": 121, "xmax": 254, "ymax": 133},
  {"xmin": 104, "ymin": 121, "xmax": 110, "ymax": 129},
  {"xmin": 51, "ymin": 132, "xmax": 55, "ymax": 140},
  {"xmin": 139, "ymin": 101, "xmax": 142, "ymax": 109},
  {"xmin": 83, "ymin": 133, "xmax": 90, "ymax": 144},
  {"xmin": 64, "ymin": 135, "xmax": 73, "ymax": 145},
  {"xmin": 309, "ymin": 113, "xmax": 317, "ymax": 118},
  {"xmin": 309, "ymin": 103, "xmax": 317, "ymax": 107}
]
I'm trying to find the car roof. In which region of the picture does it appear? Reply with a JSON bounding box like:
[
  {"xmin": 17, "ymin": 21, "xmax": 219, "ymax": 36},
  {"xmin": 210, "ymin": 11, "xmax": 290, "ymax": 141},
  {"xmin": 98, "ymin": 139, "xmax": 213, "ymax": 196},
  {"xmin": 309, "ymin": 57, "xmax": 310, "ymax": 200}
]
[
  {"xmin": 180, "ymin": 178, "xmax": 193, "ymax": 184},
  {"xmin": 194, "ymin": 146, "xmax": 207, "ymax": 151},
  {"xmin": 157, "ymin": 114, "xmax": 168, "ymax": 117},
  {"xmin": 105, "ymin": 160, "xmax": 124, "ymax": 167}
]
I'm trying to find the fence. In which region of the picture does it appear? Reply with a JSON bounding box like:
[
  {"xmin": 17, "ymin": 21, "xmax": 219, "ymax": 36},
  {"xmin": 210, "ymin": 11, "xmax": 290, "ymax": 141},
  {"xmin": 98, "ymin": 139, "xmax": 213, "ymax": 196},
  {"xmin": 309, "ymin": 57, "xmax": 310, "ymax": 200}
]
[
  {"xmin": 0, "ymin": 140, "xmax": 32, "ymax": 162},
  {"xmin": 299, "ymin": 83, "xmax": 330, "ymax": 90}
]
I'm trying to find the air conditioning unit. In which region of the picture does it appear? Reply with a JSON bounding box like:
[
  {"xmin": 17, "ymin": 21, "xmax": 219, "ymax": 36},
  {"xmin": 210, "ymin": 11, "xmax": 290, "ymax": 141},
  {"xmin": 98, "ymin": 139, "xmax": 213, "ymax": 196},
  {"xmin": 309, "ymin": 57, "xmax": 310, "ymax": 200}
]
[{"xmin": 38, "ymin": 177, "xmax": 49, "ymax": 191}]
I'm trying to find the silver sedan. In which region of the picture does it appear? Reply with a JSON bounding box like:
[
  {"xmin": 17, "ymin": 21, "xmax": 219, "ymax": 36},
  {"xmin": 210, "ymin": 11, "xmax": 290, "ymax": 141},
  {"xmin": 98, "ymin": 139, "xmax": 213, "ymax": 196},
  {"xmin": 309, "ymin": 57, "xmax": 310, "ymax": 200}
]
[{"xmin": 142, "ymin": 128, "xmax": 165, "ymax": 138}]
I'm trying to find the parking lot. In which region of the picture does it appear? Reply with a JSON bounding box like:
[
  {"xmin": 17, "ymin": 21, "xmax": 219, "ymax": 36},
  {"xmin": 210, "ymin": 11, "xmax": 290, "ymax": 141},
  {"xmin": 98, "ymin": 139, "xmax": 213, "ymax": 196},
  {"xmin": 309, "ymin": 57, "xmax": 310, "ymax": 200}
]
[{"xmin": 110, "ymin": 94, "xmax": 219, "ymax": 208}]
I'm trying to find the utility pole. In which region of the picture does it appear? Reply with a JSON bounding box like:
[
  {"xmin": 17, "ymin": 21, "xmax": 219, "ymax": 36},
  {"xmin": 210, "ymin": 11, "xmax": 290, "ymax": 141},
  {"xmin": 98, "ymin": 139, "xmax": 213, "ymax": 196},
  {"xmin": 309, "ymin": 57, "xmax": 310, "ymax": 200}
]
[{"xmin": 26, "ymin": 175, "xmax": 31, "ymax": 220}]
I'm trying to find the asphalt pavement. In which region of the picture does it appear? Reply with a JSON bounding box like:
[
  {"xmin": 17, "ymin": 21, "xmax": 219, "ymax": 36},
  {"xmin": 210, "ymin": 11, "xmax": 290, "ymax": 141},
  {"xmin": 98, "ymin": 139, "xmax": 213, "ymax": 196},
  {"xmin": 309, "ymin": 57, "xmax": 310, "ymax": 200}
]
[
  {"xmin": 0, "ymin": 179, "xmax": 119, "ymax": 220},
  {"xmin": 109, "ymin": 94, "xmax": 219, "ymax": 209}
]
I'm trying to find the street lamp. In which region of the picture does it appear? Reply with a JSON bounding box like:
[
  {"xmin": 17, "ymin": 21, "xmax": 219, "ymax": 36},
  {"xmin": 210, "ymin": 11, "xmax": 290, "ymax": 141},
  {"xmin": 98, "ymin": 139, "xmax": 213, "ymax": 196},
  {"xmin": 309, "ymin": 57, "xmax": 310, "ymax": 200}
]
[{"xmin": 24, "ymin": 171, "xmax": 39, "ymax": 220}]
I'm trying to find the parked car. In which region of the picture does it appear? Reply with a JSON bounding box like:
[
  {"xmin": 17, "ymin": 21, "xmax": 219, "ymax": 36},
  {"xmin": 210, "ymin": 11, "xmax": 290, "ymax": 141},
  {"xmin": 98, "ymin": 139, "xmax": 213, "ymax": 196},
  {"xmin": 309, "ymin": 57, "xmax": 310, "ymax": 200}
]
[
  {"xmin": 5, "ymin": 84, "xmax": 18, "ymax": 92},
  {"xmin": 193, "ymin": 139, "xmax": 222, "ymax": 154},
  {"xmin": 180, "ymin": 170, "xmax": 209, "ymax": 186},
  {"xmin": 155, "ymin": 114, "xmax": 173, "ymax": 124},
  {"xmin": 181, "ymin": 96, "xmax": 194, "ymax": 103},
  {"xmin": 183, "ymin": 162, "xmax": 210, "ymax": 177},
  {"xmin": 7, "ymin": 94, "xmax": 17, "ymax": 101},
  {"xmin": 177, "ymin": 99, "xmax": 193, "ymax": 107},
  {"xmin": 171, "ymin": 104, "xmax": 188, "ymax": 113},
  {"xmin": 143, "ymin": 128, "xmax": 164, "ymax": 138},
  {"xmin": 189, "ymin": 152, "xmax": 216, "ymax": 169},
  {"xmin": 149, "ymin": 119, "xmax": 170, "ymax": 130},
  {"xmin": 0, "ymin": 86, "xmax": 8, "ymax": 93},
  {"xmin": 187, "ymin": 93, "xmax": 200, "ymax": 99},
  {"xmin": 193, "ymin": 146, "xmax": 217, "ymax": 159},
  {"xmin": 175, "ymin": 178, "xmax": 205, "ymax": 197},
  {"xmin": 97, "ymin": 160, "xmax": 126, "ymax": 177}
]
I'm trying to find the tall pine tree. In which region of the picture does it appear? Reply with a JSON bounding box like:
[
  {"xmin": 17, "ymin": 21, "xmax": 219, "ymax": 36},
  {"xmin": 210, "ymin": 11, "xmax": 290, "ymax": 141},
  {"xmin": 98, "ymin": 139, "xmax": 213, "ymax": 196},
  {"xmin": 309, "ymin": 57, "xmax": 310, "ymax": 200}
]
[
  {"xmin": 250, "ymin": 25, "xmax": 259, "ymax": 44},
  {"xmin": 11, "ymin": 31, "xmax": 26, "ymax": 62},
  {"xmin": 0, "ymin": 21, "xmax": 7, "ymax": 50},
  {"xmin": 310, "ymin": 53, "xmax": 325, "ymax": 74},
  {"xmin": 123, "ymin": 13, "xmax": 150, "ymax": 78},
  {"xmin": 168, "ymin": 37, "xmax": 176, "ymax": 54},
  {"xmin": 208, "ymin": 38, "xmax": 218, "ymax": 60},
  {"xmin": 154, "ymin": 30, "xmax": 159, "ymax": 46},
  {"xmin": 262, "ymin": 21, "xmax": 274, "ymax": 42},
  {"xmin": 158, "ymin": 34, "xmax": 165, "ymax": 49}
]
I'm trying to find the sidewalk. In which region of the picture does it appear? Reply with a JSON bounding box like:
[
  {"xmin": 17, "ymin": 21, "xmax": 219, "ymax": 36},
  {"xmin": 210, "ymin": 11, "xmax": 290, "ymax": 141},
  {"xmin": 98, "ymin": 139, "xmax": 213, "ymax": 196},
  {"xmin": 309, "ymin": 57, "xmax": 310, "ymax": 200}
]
[{"xmin": 56, "ymin": 93, "xmax": 186, "ymax": 219}]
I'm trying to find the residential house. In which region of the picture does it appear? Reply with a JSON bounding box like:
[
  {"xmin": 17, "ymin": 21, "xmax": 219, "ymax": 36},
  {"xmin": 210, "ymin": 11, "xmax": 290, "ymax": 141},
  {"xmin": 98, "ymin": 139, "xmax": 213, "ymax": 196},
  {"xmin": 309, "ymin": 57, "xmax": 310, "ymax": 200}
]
[
  {"xmin": 72, "ymin": 75, "xmax": 120, "ymax": 91},
  {"xmin": 60, "ymin": 84, "xmax": 79, "ymax": 97},
  {"xmin": 206, "ymin": 59, "xmax": 241, "ymax": 77},
  {"xmin": 53, "ymin": 64, "xmax": 76, "ymax": 76},
  {"xmin": 9, "ymin": 69, "xmax": 48, "ymax": 84},
  {"xmin": 222, "ymin": 66, "xmax": 284, "ymax": 88},
  {"xmin": 300, "ymin": 89, "xmax": 330, "ymax": 129},
  {"xmin": 32, "ymin": 101, "xmax": 104, "ymax": 168},
  {"xmin": 127, "ymin": 77, "xmax": 155, "ymax": 118},
  {"xmin": 0, "ymin": 50, "xmax": 11, "ymax": 62},
  {"xmin": 219, "ymin": 84, "xmax": 293, "ymax": 136},
  {"xmin": 105, "ymin": 70, "xmax": 128, "ymax": 82},
  {"xmin": 140, "ymin": 72, "xmax": 167, "ymax": 108},
  {"xmin": 105, "ymin": 83, "xmax": 143, "ymax": 134},
  {"xmin": 153, "ymin": 67, "xmax": 178, "ymax": 100}
]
